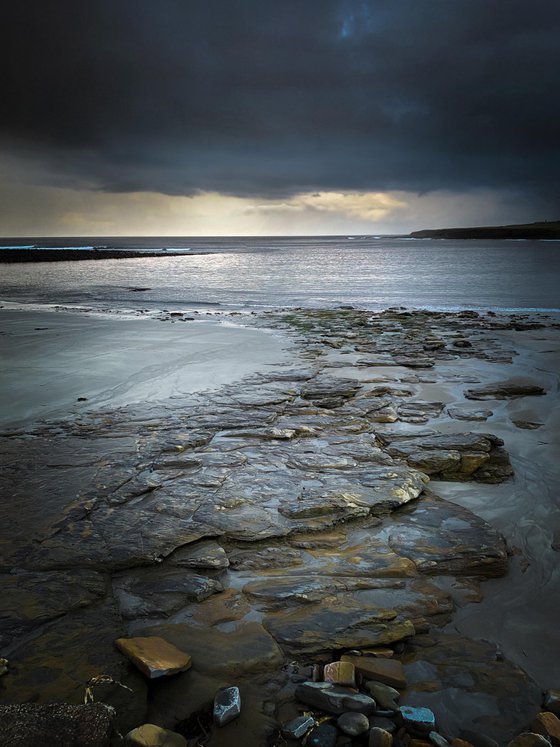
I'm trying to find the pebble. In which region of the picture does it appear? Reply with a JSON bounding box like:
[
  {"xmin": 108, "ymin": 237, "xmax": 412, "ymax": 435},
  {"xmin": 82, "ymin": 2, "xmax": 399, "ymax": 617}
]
[
  {"xmin": 451, "ymin": 741, "xmax": 474, "ymax": 747},
  {"xmin": 430, "ymin": 732, "xmax": 451, "ymax": 747},
  {"xmin": 369, "ymin": 726, "xmax": 394, "ymax": 747},
  {"xmin": 400, "ymin": 706, "xmax": 436, "ymax": 734},
  {"xmin": 365, "ymin": 681, "xmax": 400, "ymax": 710},
  {"xmin": 531, "ymin": 712, "xmax": 560, "ymax": 745},
  {"xmin": 295, "ymin": 681, "xmax": 377, "ymax": 716},
  {"xmin": 324, "ymin": 661, "xmax": 356, "ymax": 687},
  {"xmin": 281, "ymin": 714, "xmax": 315, "ymax": 739},
  {"xmin": 213, "ymin": 685, "xmax": 241, "ymax": 727},
  {"xmin": 507, "ymin": 734, "xmax": 554, "ymax": 747},
  {"xmin": 338, "ymin": 712, "xmax": 370, "ymax": 736},
  {"xmin": 307, "ymin": 722, "xmax": 338, "ymax": 747}
]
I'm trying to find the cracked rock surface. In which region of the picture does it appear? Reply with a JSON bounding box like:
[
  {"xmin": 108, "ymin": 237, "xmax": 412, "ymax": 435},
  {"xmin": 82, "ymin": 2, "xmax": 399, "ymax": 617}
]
[{"xmin": 1, "ymin": 307, "xmax": 557, "ymax": 744}]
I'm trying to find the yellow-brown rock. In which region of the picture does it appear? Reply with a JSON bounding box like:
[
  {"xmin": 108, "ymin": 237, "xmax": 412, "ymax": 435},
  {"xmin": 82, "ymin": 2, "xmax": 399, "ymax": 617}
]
[
  {"xmin": 323, "ymin": 660, "xmax": 356, "ymax": 686},
  {"xmin": 451, "ymin": 740, "xmax": 474, "ymax": 747},
  {"xmin": 340, "ymin": 655, "xmax": 406, "ymax": 688},
  {"xmin": 360, "ymin": 647, "xmax": 394, "ymax": 658},
  {"xmin": 531, "ymin": 712, "xmax": 560, "ymax": 745},
  {"xmin": 115, "ymin": 636, "xmax": 192, "ymax": 679},
  {"xmin": 125, "ymin": 723, "xmax": 187, "ymax": 746}
]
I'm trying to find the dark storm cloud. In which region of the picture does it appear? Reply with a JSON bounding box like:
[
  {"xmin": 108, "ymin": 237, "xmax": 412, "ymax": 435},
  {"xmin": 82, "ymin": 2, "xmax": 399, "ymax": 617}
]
[{"xmin": 1, "ymin": 0, "xmax": 559, "ymax": 203}]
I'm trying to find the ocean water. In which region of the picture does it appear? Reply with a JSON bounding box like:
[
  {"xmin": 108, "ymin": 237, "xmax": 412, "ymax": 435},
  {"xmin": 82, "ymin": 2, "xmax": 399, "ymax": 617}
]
[{"xmin": 0, "ymin": 236, "xmax": 559, "ymax": 312}]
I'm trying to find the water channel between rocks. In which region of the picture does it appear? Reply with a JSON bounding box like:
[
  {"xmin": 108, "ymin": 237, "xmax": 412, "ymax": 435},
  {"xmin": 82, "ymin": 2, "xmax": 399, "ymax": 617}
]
[{"xmin": 1, "ymin": 307, "xmax": 559, "ymax": 746}]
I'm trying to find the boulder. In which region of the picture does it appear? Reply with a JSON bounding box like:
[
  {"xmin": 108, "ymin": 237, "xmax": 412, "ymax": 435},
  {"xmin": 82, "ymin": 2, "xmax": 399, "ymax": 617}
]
[{"xmin": 465, "ymin": 380, "xmax": 546, "ymax": 400}]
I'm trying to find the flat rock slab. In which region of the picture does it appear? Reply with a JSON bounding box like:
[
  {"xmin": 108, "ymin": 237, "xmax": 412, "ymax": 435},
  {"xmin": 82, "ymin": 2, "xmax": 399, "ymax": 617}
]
[
  {"xmin": 403, "ymin": 633, "xmax": 542, "ymax": 744},
  {"xmin": 465, "ymin": 379, "xmax": 546, "ymax": 400},
  {"xmin": 381, "ymin": 432, "xmax": 513, "ymax": 483},
  {"xmin": 0, "ymin": 703, "xmax": 114, "ymax": 747},
  {"xmin": 263, "ymin": 599, "xmax": 415, "ymax": 654},
  {"xmin": 386, "ymin": 493, "xmax": 508, "ymax": 577},
  {"xmin": 0, "ymin": 569, "xmax": 105, "ymax": 645},
  {"xmin": 341, "ymin": 655, "xmax": 407, "ymax": 688},
  {"xmin": 112, "ymin": 567, "xmax": 223, "ymax": 620},
  {"xmin": 115, "ymin": 636, "xmax": 192, "ymax": 679},
  {"xmin": 141, "ymin": 621, "xmax": 283, "ymax": 677},
  {"xmin": 447, "ymin": 407, "xmax": 493, "ymax": 422}
]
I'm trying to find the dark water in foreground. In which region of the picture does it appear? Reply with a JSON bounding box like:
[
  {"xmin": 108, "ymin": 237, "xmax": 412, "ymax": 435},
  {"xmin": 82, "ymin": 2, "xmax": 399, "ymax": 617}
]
[{"xmin": 0, "ymin": 236, "xmax": 559, "ymax": 312}]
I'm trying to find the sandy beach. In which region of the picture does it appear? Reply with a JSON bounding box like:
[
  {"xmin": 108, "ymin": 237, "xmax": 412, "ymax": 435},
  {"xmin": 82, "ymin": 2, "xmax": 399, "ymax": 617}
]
[
  {"xmin": 0, "ymin": 309, "xmax": 290, "ymax": 428},
  {"xmin": 1, "ymin": 306, "xmax": 559, "ymax": 745}
]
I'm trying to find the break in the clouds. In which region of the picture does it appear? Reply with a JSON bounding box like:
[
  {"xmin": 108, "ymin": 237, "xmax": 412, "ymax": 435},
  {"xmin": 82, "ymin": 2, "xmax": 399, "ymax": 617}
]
[{"xmin": 1, "ymin": 0, "xmax": 559, "ymax": 233}]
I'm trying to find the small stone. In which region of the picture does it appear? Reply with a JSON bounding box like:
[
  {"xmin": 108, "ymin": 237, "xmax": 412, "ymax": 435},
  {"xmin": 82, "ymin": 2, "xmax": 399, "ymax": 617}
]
[
  {"xmin": 307, "ymin": 722, "xmax": 338, "ymax": 747},
  {"xmin": 361, "ymin": 648, "xmax": 395, "ymax": 658},
  {"xmin": 125, "ymin": 723, "xmax": 187, "ymax": 746},
  {"xmin": 544, "ymin": 691, "xmax": 560, "ymax": 716},
  {"xmin": 531, "ymin": 712, "xmax": 560, "ymax": 745},
  {"xmin": 313, "ymin": 663, "xmax": 324, "ymax": 681},
  {"xmin": 451, "ymin": 741, "xmax": 474, "ymax": 747},
  {"xmin": 369, "ymin": 726, "xmax": 394, "ymax": 747},
  {"xmin": 342, "ymin": 656, "xmax": 407, "ymax": 688},
  {"xmin": 281, "ymin": 714, "xmax": 315, "ymax": 739},
  {"xmin": 410, "ymin": 741, "xmax": 432, "ymax": 747},
  {"xmin": 338, "ymin": 712, "xmax": 370, "ymax": 736},
  {"xmin": 213, "ymin": 685, "xmax": 241, "ymax": 727},
  {"xmin": 400, "ymin": 706, "xmax": 436, "ymax": 735},
  {"xmin": 324, "ymin": 661, "xmax": 356, "ymax": 687},
  {"xmin": 430, "ymin": 733, "xmax": 451, "ymax": 747},
  {"xmin": 507, "ymin": 734, "xmax": 554, "ymax": 747},
  {"xmin": 0, "ymin": 658, "xmax": 8, "ymax": 677},
  {"xmin": 115, "ymin": 636, "xmax": 192, "ymax": 679},
  {"xmin": 365, "ymin": 681, "xmax": 400, "ymax": 710}
]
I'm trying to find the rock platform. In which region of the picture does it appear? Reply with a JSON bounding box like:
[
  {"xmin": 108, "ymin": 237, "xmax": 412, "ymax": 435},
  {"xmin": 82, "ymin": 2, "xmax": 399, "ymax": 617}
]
[{"xmin": 0, "ymin": 307, "xmax": 557, "ymax": 745}]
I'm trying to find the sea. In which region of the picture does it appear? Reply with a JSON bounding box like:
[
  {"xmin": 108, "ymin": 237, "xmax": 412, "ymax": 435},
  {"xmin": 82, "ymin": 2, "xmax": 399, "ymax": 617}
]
[{"xmin": 1, "ymin": 235, "xmax": 559, "ymax": 313}]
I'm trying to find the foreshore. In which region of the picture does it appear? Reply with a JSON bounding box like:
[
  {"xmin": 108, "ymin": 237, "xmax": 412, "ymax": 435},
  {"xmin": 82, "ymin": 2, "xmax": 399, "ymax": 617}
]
[{"xmin": 0, "ymin": 305, "xmax": 559, "ymax": 746}]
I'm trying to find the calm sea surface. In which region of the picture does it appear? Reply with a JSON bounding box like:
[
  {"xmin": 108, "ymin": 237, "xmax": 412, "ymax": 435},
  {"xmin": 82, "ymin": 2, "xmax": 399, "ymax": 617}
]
[{"xmin": 1, "ymin": 236, "xmax": 559, "ymax": 312}]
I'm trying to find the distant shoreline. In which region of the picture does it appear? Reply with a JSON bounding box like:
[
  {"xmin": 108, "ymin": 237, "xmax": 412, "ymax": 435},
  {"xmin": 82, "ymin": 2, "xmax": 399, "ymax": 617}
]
[
  {"xmin": 409, "ymin": 219, "xmax": 560, "ymax": 240},
  {"xmin": 0, "ymin": 248, "xmax": 203, "ymax": 263}
]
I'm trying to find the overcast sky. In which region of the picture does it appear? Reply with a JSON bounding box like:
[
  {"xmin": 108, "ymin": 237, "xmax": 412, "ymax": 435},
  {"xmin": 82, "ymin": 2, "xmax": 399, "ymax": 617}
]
[{"xmin": 1, "ymin": 1, "xmax": 559, "ymax": 235}]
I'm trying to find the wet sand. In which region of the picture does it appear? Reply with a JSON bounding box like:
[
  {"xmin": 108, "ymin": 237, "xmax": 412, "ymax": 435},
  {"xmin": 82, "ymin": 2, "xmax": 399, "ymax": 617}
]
[
  {"xmin": 0, "ymin": 309, "xmax": 290, "ymax": 428},
  {"xmin": 432, "ymin": 326, "xmax": 560, "ymax": 688}
]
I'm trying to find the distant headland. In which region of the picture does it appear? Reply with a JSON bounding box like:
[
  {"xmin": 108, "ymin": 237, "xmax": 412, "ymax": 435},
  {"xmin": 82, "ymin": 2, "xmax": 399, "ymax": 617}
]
[
  {"xmin": 409, "ymin": 219, "xmax": 560, "ymax": 240},
  {"xmin": 0, "ymin": 248, "xmax": 202, "ymax": 263}
]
